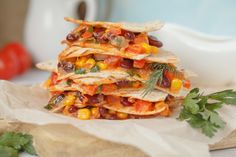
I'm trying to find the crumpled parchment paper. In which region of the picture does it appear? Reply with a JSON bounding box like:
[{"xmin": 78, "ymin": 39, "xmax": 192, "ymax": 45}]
[{"xmin": 0, "ymin": 80, "xmax": 236, "ymax": 157}]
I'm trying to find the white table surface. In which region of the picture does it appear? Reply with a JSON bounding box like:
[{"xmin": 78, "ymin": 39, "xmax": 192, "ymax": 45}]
[{"xmin": 12, "ymin": 69, "xmax": 236, "ymax": 157}]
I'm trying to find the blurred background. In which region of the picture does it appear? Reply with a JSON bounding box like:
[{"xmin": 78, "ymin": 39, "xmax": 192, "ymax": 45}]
[{"xmin": 0, "ymin": 0, "xmax": 236, "ymax": 84}]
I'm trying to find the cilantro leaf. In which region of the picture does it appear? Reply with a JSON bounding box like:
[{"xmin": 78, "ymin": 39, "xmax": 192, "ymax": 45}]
[
  {"xmin": 0, "ymin": 145, "xmax": 18, "ymax": 157},
  {"xmin": 178, "ymin": 88, "xmax": 236, "ymax": 138},
  {"xmin": 0, "ymin": 132, "xmax": 37, "ymax": 156},
  {"xmin": 0, "ymin": 132, "xmax": 30, "ymax": 150}
]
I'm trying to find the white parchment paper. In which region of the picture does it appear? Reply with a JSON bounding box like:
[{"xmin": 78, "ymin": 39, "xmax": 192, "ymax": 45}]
[{"xmin": 0, "ymin": 80, "xmax": 236, "ymax": 157}]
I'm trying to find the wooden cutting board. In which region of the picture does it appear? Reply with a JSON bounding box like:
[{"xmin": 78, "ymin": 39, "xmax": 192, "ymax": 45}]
[{"xmin": 210, "ymin": 130, "xmax": 236, "ymax": 150}]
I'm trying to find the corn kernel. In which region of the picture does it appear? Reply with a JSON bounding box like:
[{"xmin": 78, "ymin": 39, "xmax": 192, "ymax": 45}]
[
  {"xmin": 170, "ymin": 78, "xmax": 183, "ymax": 93},
  {"xmin": 63, "ymin": 95, "xmax": 76, "ymax": 106},
  {"xmin": 117, "ymin": 112, "xmax": 128, "ymax": 119},
  {"xmin": 96, "ymin": 61, "xmax": 107, "ymax": 70},
  {"xmin": 155, "ymin": 101, "xmax": 167, "ymax": 111},
  {"xmin": 75, "ymin": 57, "xmax": 87, "ymax": 68},
  {"xmin": 77, "ymin": 108, "xmax": 91, "ymax": 120},
  {"xmin": 84, "ymin": 58, "xmax": 96, "ymax": 69},
  {"xmin": 91, "ymin": 107, "xmax": 100, "ymax": 118},
  {"xmin": 141, "ymin": 43, "xmax": 152, "ymax": 53},
  {"xmin": 151, "ymin": 46, "xmax": 158, "ymax": 54}
]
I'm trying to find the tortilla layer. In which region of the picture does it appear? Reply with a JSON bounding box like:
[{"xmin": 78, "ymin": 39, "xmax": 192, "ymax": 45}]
[
  {"xmin": 59, "ymin": 45, "xmax": 179, "ymax": 64},
  {"xmin": 65, "ymin": 17, "xmax": 164, "ymax": 33}
]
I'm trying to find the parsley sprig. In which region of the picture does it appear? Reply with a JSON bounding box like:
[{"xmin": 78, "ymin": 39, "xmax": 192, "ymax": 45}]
[
  {"xmin": 178, "ymin": 88, "xmax": 236, "ymax": 137},
  {"xmin": 142, "ymin": 63, "xmax": 175, "ymax": 97},
  {"xmin": 0, "ymin": 132, "xmax": 37, "ymax": 157}
]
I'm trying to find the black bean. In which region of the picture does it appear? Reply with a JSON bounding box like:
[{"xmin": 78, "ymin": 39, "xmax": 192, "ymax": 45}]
[
  {"xmin": 120, "ymin": 59, "xmax": 133, "ymax": 69},
  {"xmin": 120, "ymin": 97, "xmax": 133, "ymax": 106},
  {"xmin": 68, "ymin": 105, "xmax": 78, "ymax": 113},
  {"xmin": 66, "ymin": 33, "xmax": 79, "ymax": 42},
  {"xmin": 148, "ymin": 35, "xmax": 163, "ymax": 47},
  {"xmin": 58, "ymin": 61, "xmax": 75, "ymax": 73}
]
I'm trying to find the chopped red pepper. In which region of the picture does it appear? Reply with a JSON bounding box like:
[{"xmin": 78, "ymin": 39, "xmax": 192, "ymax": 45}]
[
  {"xmin": 102, "ymin": 84, "xmax": 118, "ymax": 93},
  {"xmin": 183, "ymin": 80, "xmax": 191, "ymax": 89},
  {"xmin": 133, "ymin": 59, "xmax": 146, "ymax": 68},
  {"xmin": 81, "ymin": 85, "xmax": 98, "ymax": 95},
  {"xmin": 81, "ymin": 31, "xmax": 93, "ymax": 39},
  {"xmin": 134, "ymin": 100, "xmax": 153, "ymax": 112},
  {"xmin": 125, "ymin": 44, "xmax": 144, "ymax": 54},
  {"xmin": 164, "ymin": 70, "xmax": 175, "ymax": 81},
  {"xmin": 104, "ymin": 56, "xmax": 122, "ymax": 67}
]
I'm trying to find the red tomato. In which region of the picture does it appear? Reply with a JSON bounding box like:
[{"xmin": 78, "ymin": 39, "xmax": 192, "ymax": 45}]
[
  {"xmin": 134, "ymin": 100, "xmax": 153, "ymax": 112},
  {"xmin": 133, "ymin": 59, "xmax": 146, "ymax": 68},
  {"xmin": 104, "ymin": 56, "xmax": 121, "ymax": 67},
  {"xmin": 2, "ymin": 43, "xmax": 32, "ymax": 74},
  {"xmin": 102, "ymin": 84, "xmax": 117, "ymax": 93},
  {"xmin": 0, "ymin": 50, "xmax": 19, "ymax": 80},
  {"xmin": 125, "ymin": 44, "xmax": 144, "ymax": 54}
]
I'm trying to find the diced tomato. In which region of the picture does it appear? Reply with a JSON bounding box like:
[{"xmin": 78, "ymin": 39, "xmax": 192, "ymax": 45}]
[
  {"xmin": 104, "ymin": 56, "xmax": 122, "ymax": 67},
  {"xmin": 108, "ymin": 28, "xmax": 122, "ymax": 35},
  {"xmin": 125, "ymin": 44, "xmax": 144, "ymax": 54},
  {"xmin": 50, "ymin": 91, "xmax": 63, "ymax": 96},
  {"xmin": 134, "ymin": 34, "xmax": 149, "ymax": 44},
  {"xmin": 133, "ymin": 59, "xmax": 146, "ymax": 68},
  {"xmin": 81, "ymin": 85, "xmax": 98, "ymax": 95},
  {"xmin": 102, "ymin": 84, "xmax": 118, "ymax": 93},
  {"xmin": 183, "ymin": 80, "xmax": 191, "ymax": 89},
  {"xmin": 134, "ymin": 100, "xmax": 153, "ymax": 112},
  {"xmin": 81, "ymin": 31, "xmax": 93, "ymax": 39},
  {"xmin": 50, "ymin": 72, "xmax": 58, "ymax": 85},
  {"xmin": 164, "ymin": 70, "xmax": 175, "ymax": 81},
  {"xmin": 106, "ymin": 95, "xmax": 121, "ymax": 106}
]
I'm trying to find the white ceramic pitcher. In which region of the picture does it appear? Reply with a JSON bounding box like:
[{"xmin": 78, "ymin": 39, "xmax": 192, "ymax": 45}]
[
  {"xmin": 154, "ymin": 24, "xmax": 236, "ymax": 87},
  {"xmin": 24, "ymin": 0, "xmax": 97, "ymax": 62}
]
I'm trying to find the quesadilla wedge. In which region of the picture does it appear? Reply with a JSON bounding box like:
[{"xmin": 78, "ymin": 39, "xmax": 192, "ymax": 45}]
[
  {"xmin": 44, "ymin": 88, "xmax": 179, "ymax": 119},
  {"xmin": 38, "ymin": 50, "xmax": 190, "ymax": 96},
  {"xmin": 62, "ymin": 17, "xmax": 166, "ymax": 60}
]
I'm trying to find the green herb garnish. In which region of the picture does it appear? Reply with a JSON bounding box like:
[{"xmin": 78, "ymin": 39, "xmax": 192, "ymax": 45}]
[
  {"xmin": 75, "ymin": 68, "xmax": 86, "ymax": 74},
  {"xmin": 127, "ymin": 70, "xmax": 135, "ymax": 76},
  {"xmin": 66, "ymin": 79, "xmax": 73, "ymax": 86},
  {"xmin": 88, "ymin": 26, "xmax": 94, "ymax": 33},
  {"xmin": 90, "ymin": 65, "xmax": 100, "ymax": 72},
  {"xmin": 178, "ymin": 88, "xmax": 236, "ymax": 137},
  {"xmin": 96, "ymin": 85, "xmax": 103, "ymax": 94},
  {"xmin": 0, "ymin": 132, "xmax": 37, "ymax": 157},
  {"xmin": 142, "ymin": 63, "xmax": 175, "ymax": 96},
  {"xmin": 44, "ymin": 103, "xmax": 53, "ymax": 110}
]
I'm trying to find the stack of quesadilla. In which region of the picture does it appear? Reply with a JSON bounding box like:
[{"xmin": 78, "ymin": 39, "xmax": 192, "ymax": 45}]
[{"xmin": 37, "ymin": 18, "xmax": 191, "ymax": 120}]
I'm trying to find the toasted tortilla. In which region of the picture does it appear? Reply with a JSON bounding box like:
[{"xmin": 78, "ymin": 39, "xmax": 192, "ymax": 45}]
[
  {"xmin": 102, "ymin": 104, "xmax": 166, "ymax": 116},
  {"xmin": 36, "ymin": 60, "xmax": 57, "ymax": 72},
  {"xmin": 59, "ymin": 46, "xmax": 179, "ymax": 64},
  {"xmin": 65, "ymin": 17, "xmax": 164, "ymax": 33}
]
